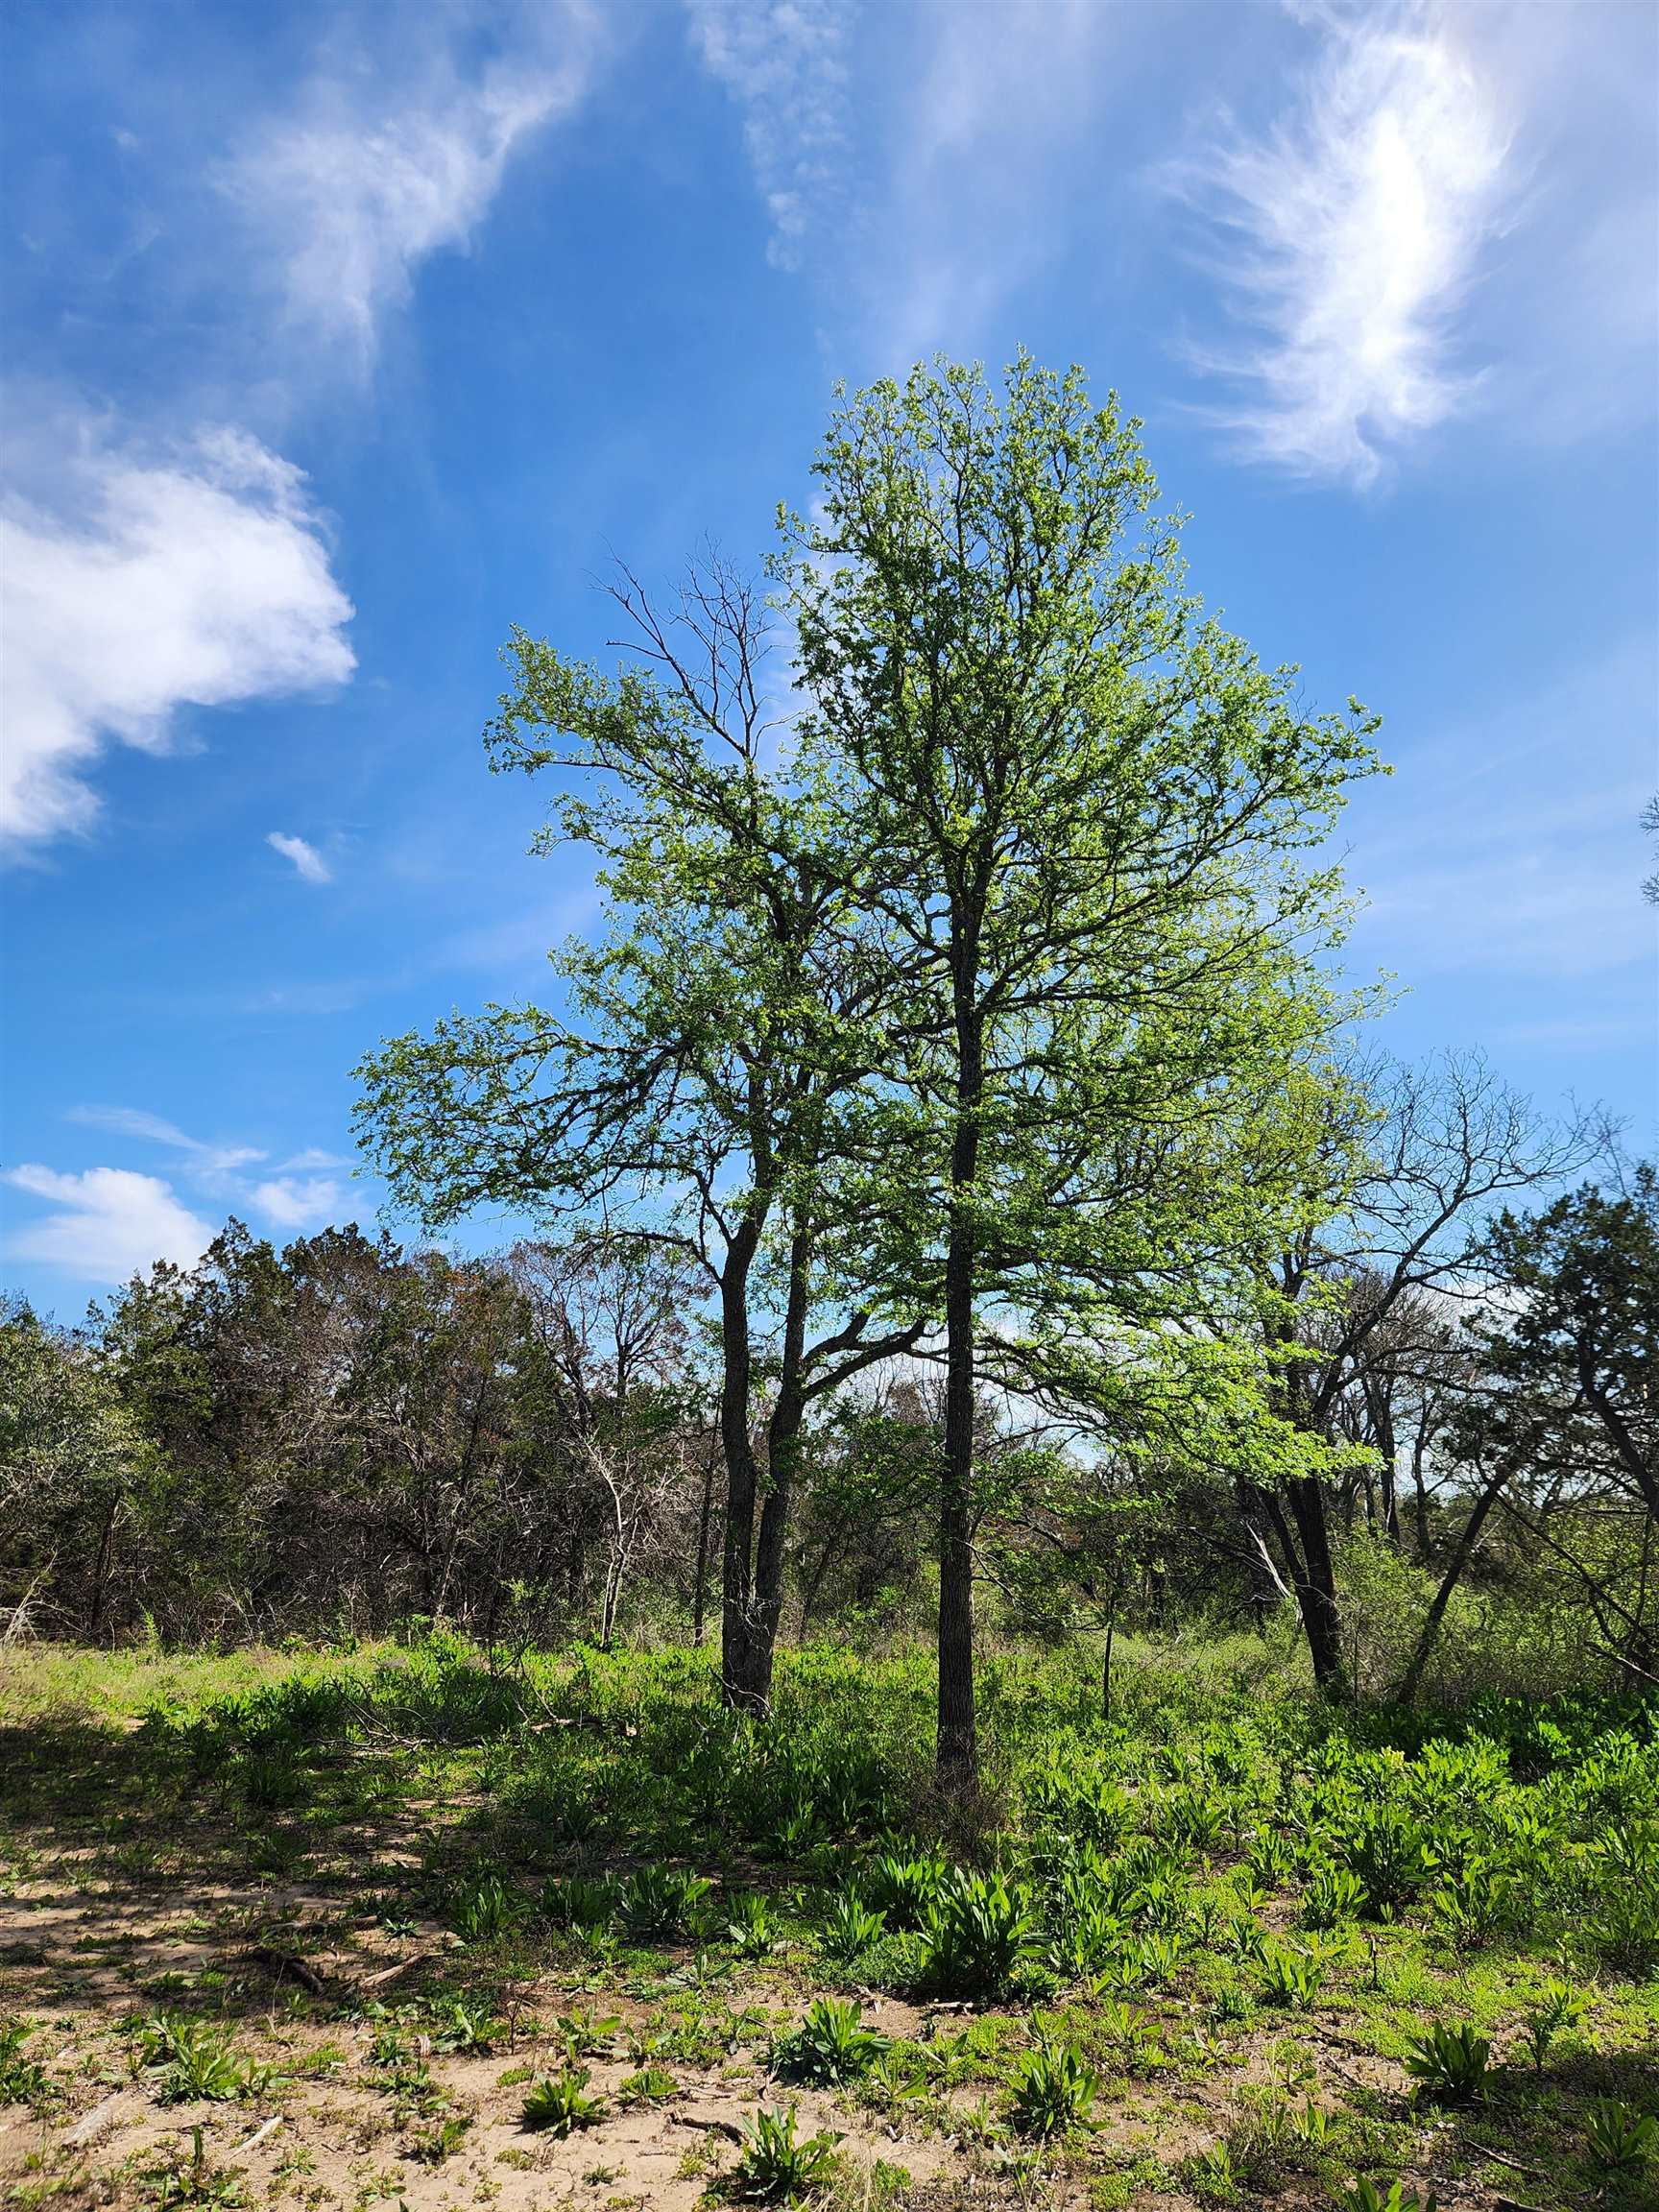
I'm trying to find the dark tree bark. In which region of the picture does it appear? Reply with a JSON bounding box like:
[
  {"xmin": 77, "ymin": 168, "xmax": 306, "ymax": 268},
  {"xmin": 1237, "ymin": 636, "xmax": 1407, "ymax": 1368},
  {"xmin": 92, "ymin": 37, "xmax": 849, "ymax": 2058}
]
[
  {"xmin": 937, "ymin": 982, "xmax": 983, "ymax": 1788},
  {"xmin": 718, "ymin": 1219, "xmax": 766, "ymax": 1708},
  {"xmin": 1394, "ymin": 1462, "xmax": 1508, "ymax": 1704},
  {"xmin": 1259, "ymin": 1481, "xmax": 1347, "ymax": 1694},
  {"xmin": 729, "ymin": 1236, "xmax": 810, "ymax": 1713},
  {"xmin": 1236, "ymin": 1475, "xmax": 1288, "ymax": 1633}
]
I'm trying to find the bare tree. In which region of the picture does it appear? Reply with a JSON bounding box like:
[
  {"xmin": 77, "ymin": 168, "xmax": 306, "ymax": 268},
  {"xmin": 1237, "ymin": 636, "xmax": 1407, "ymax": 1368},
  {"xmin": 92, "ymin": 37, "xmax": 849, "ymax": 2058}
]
[{"xmin": 1251, "ymin": 1051, "xmax": 1602, "ymax": 1691}]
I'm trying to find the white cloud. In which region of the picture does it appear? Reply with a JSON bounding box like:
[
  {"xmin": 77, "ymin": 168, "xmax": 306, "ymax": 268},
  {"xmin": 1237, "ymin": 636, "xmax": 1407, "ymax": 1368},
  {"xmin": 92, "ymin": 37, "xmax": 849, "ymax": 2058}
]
[
  {"xmin": 267, "ymin": 830, "xmax": 331, "ymax": 883},
  {"xmin": 2, "ymin": 1165, "xmax": 211, "ymax": 1282},
  {"xmin": 859, "ymin": 0, "xmax": 1110, "ymax": 367},
  {"xmin": 66, "ymin": 1106, "xmax": 266, "ymax": 1176},
  {"xmin": 685, "ymin": 0, "xmax": 852, "ymax": 270},
  {"xmin": 1172, "ymin": 8, "xmax": 1513, "ymax": 485},
  {"xmin": 1, "ymin": 425, "xmax": 354, "ymax": 851},
  {"xmin": 59, "ymin": 1109, "xmax": 352, "ymax": 1236},
  {"xmin": 223, "ymin": 10, "xmax": 597, "ymax": 372},
  {"xmin": 249, "ymin": 1175, "xmax": 346, "ymax": 1231}
]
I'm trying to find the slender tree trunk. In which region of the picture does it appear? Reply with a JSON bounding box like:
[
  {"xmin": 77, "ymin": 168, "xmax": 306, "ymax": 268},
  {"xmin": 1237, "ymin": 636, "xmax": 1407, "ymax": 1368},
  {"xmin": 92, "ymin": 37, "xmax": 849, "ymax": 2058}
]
[
  {"xmin": 1394, "ymin": 1463, "xmax": 1508, "ymax": 1704},
  {"xmin": 86, "ymin": 1497, "xmax": 120, "ymax": 1641},
  {"xmin": 1286, "ymin": 1475, "xmax": 1346, "ymax": 1693},
  {"xmin": 1378, "ymin": 1422, "xmax": 1401, "ymax": 1545},
  {"xmin": 797, "ymin": 1516, "xmax": 847, "ymax": 1643},
  {"xmin": 1260, "ymin": 1481, "xmax": 1347, "ymax": 1695},
  {"xmin": 1410, "ymin": 1424, "xmax": 1432, "ymax": 1559},
  {"xmin": 1236, "ymin": 1476, "xmax": 1285, "ymax": 1633},
  {"xmin": 718, "ymin": 1222, "xmax": 765, "ymax": 1709},
  {"xmin": 732, "ymin": 1233, "xmax": 812, "ymax": 1714},
  {"xmin": 937, "ymin": 981, "xmax": 982, "ymax": 1790}
]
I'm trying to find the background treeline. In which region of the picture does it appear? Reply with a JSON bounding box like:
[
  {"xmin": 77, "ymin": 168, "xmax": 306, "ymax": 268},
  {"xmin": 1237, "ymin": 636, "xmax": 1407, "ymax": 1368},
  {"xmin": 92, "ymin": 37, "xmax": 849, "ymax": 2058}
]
[{"xmin": 4, "ymin": 1130, "xmax": 1653, "ymax": 1712}]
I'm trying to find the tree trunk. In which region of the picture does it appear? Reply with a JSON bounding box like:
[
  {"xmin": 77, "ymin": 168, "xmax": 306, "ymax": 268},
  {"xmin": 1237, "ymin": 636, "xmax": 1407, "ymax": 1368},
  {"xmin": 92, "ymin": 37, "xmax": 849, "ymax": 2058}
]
[
  {"xmin": 1394, "ymin": 1464, "xmax": 1507, "ymax": 1704},
  {"xmin": 1410, "ymin": 1423, "xmax": 1432, "ymax": 1559},
  {"xmin": 718, "ymin": 1221, "xmax": 765, "ymax": 1709},
  {"xmin": 86, "ymin": 1496, "xmax": 120, "ymax": 1641},
  {"xmin": 1236, "ymin": 1476, "xmax": 1285, "ymax": 1633},
  {"xmin": 1260, "ymin": 1480, "xmax": 1347, "ymax": 1695},
  {"xmin": 1377, "ymin": 1420, "xmax": 1400, "ymax": 1545},
  {"xmin": 730, "ymin": 1234, "xmax": 812, "ymax": 1715},
  {"xmin": 937, "ymin": 987, "xmax": 982, "ymax": 1790}
]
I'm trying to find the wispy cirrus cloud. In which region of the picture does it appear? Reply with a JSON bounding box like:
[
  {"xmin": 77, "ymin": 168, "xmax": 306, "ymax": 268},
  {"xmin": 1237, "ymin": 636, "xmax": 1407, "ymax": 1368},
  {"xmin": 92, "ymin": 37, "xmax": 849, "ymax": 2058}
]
[
  {"xmin": 67, "ymin": 1106, "xmax": 265, "ymax": 1177},
  {"xmin": 685, "ymin": 0, "xmax": 853, "ymax": 270},
  {"xmin": 223, "ymin": 4, "xmax": 601, "ymax": 374},
  {"xmin": 1169, "ymin": 7, "xmax": 1513, "ymax": 485},
  {"xmin": 267, "ymin": 830, "xmax": 331, "ymax": 883},
  {"xmin": 1, "ymin": 423, "xmax": 354, "ymax": 852}
]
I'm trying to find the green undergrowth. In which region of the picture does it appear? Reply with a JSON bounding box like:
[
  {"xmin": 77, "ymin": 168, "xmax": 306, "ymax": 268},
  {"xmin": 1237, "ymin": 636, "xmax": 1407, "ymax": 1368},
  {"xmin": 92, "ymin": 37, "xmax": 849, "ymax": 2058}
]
[{"xmin": 2, "ymin": 1631, "xmax": 1655, "ymax": 2210}]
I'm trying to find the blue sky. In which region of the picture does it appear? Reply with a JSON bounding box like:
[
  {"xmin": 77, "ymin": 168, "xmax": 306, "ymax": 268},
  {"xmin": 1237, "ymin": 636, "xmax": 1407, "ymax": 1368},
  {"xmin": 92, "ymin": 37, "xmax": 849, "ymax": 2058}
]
[{"xmin": 3, "ymin": 0, "xmax": 1655, "ymax": 1317}]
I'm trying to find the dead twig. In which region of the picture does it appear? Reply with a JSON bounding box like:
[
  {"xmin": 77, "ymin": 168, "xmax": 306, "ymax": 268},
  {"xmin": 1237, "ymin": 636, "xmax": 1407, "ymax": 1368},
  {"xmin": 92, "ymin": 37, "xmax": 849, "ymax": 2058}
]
[
  {"xmin": 63, "ymin": 2093, "xmax": 127, "ymax": 2148},
  {"xmin": 243, "ymin": 1945, "xmax": 326, "ymax": 1996}
]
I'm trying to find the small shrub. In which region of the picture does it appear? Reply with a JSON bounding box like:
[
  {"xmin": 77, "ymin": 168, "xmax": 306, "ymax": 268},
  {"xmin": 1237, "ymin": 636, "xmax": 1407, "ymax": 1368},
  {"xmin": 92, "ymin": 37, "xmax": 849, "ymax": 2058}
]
[
  {"xmin": 920, "ymin": 1868, "xmax": 1034, "ymax": 1995},
  {"xmin": 1403, "ymin": 2021, "xmax": 1490, "ymax": 2103},
  {"xmin": 238, "ymin": 1749, "xmax": 303, "ymax": 1811},
  {"xmin": 431, "ymin": 1998, "xmax": 506, "ymax": 2053},
  {"xmin": 732, "ymin": 2104, "xmax": 841, "ymax": 2202},
  {"xmin": 1183, "ymin": 2140, "xmax": 1240, "ymax": 2201},
  {"xmin": 617, "ymin": 1864, "xmax": 712, "ymax": 1938},
  {"xmin": 546, "ymin": 2007, "xmax": 622, "ymax": 2062},
  {"xmin": 133, "ymin": 2014, "xmax": 263, "ymax": 2104},
  {"xmin": 1342, "ymin": 1810, "xmax": 1430, "ymax": 1920},
  {"xmin": 820, "ymin": 1891, "xmax": 886, "ymax": 1964},
  {"xmin": 0, "ymin": 2019, "xmax": 49, "ymax": 2106},
  {"xmin": 408, "ymin": 2113, "xmax": 470, "ymax": 2163},
  {"xmin": 865, "ymin": 1851, "xmax": 946, "ymax": 1930},
  {"xmin": 1007, "ymin": 2032, "xmax": 1099, "ymax": 2138},
  {"xmin": 1260, "ymin": 1943, "xmax": 1325, "ymax": 2009},
  {"xmin": 1300, "ymin": 1864, "xmax": 1365, "ymax": 1931},
  {"xmin": 1429, "ymin": 1860, "xmax": 1512, "ymax": 1951},
  {"xmin": 1518, "ymin": 1979, "xmax": 1587, "ymax": 2069},
  {"xmin": 520, "ymin": 2067, "xmax": 606, "ymax": 2135},
  {"xmin": 774, "ymin": 1997, "xmax": 890, "ymax": 2086},
  {"xmin": 1585, "ymin": 2098, "xmax": 1658, "ymax": 2175},
  {"xmin": 618, "ymin": 2064, "xmax": 678, "ymax": 2104},
  {"xmin": 726, "ymin": 1891, "xmax": 779, "ymax": 1960},
  {"xmin": 1339, "ymin": 2182, "xmax": 1440, "ymax": 2212},
  {"xmin": 542, "ymin": 1874, "xmax": 617, "ymax": 1931},
  {"xmin": 450, "ymin": 1874, "xmax": 516, "ymax": 1945},
  {"xmin": 1585, "ymin": 1878, "xmax": 1659, "ymax": 1978}
]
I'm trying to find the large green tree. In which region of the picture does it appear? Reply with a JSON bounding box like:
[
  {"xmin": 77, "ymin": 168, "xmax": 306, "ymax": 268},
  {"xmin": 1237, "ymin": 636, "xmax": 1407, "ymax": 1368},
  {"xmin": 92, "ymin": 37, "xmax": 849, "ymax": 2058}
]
[
  {"xmin": 783, "ymin": 356, "xmax": 1380, "ymax": 1779},
  {"xmin": 356, "ymin": 561, "xmax": 923, "ymax": 1712}
]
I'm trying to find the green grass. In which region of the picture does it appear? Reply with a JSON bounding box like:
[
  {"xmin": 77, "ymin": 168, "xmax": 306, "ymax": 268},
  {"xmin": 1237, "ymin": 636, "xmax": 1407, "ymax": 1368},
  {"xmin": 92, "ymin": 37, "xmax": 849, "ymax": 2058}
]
[{"xmin": 2, "ymin": 1629, "xmax": 1655, "ymax": 2210}]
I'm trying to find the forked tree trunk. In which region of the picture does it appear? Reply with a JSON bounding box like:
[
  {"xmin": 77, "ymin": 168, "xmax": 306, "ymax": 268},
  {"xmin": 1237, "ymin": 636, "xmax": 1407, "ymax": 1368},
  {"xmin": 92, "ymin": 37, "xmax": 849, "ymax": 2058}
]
[
  {"xmin": 727, "ymin": 1233, "xmax": 811, "ymax": 1717},
  {"xmin": 1236, "ymin": 1476, "xmax": 1286, "ymax": 1633},
  {"xmin": 1261, "ymin": 1480, "xmax": 1348, "ymax": 1695}
]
